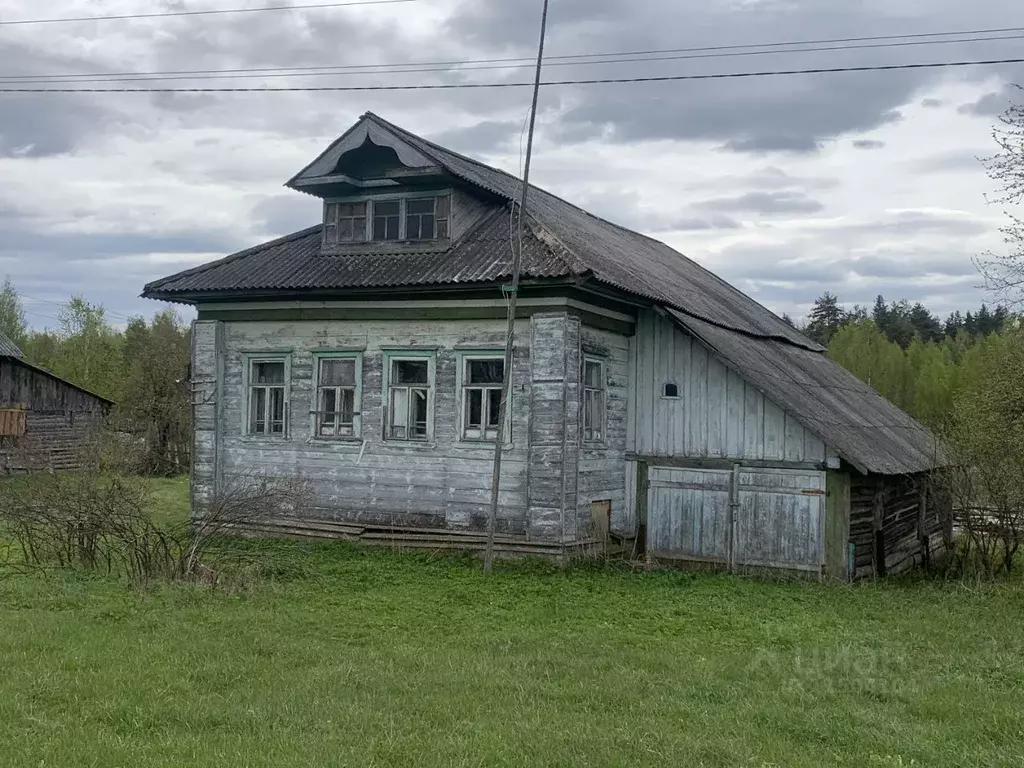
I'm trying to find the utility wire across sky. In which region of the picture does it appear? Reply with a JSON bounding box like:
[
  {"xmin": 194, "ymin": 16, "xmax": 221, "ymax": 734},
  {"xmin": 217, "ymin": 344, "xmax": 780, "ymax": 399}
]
[
  {"xmin": 3, "ymin": 32, "xmax": 1024, "ymax": 85},
  {"xmin": 2, "ymin": 57, "xmax": 1023, "ymax": 93},
  {"xmin": 0, "ymin": 0, "xmax": 417, "ymax": 26},
  {"xmin": 3, "ymin": 24, "xmax": 1024, "ymax": 84}
]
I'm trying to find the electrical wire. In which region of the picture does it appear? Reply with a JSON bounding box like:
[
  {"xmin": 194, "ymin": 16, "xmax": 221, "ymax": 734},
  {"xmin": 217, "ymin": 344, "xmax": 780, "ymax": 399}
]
[
  {"xmin": 4, "ymin": 57, "xmax": 1023, "ymax": 93},
  {"xmin": 5, "ymin": 26, "xmax": 1024, "ymax": 84},
  {"xmin": 0, "ymin": 0, "xmax": 417, "ymax": 26}
]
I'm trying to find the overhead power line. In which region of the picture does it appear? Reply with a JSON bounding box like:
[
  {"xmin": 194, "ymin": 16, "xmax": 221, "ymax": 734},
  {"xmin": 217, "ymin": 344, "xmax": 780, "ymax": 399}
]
[
  {"xmin": 3, "ymin": 57, "xmax": 1023, "ymax": 93},
  {"xmin": 0, "ymin": 0, "xmax": 416, "ymax": 26},
  {"xmin": 4, "ymin": 32, "xmax": 1024, "ymax": 85},
  {"xmin": 4, "ymin": 24, "xmax": 1024, "ymax": 84}
]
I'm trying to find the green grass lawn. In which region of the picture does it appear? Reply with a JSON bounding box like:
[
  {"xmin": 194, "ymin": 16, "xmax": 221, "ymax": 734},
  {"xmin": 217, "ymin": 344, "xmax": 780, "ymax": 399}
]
[{"xmin": 1, "ymin": 478, "xmax": 1023, "ymax": 767}]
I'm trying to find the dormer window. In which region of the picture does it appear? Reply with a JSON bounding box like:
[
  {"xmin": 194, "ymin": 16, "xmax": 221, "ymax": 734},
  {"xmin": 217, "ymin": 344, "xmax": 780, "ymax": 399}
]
[
  {"xmin": 325, "ymin": 202, "xmax": 367, "ymax": 244},
  {"xmin": 373, "ymin": 200, "xmax": 400, "ymax": 241},
  {"xmin": 406, "ymin": 196, "xmax": 449, "ymax": 240},
  {"xmin": 324, "ymin": 194, "xmax": 450, "ymax": 247}
]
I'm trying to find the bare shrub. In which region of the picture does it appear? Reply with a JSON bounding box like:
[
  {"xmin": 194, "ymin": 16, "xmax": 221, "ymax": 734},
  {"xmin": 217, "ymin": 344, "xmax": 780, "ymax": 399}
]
[
  {"xmin": 0, "ymin": 470, "xmax": 312, "ymax": 589},
  {"xmin": 181, "ymin": 472, "xmax": 312, "ymax": 583}
]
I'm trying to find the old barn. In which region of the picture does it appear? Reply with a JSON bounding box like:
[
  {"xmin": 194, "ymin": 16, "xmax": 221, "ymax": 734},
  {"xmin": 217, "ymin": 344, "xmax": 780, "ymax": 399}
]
[
  {"xmin": 0, "ymin": 332, "xmax": 113, "ymax": 472},
  {"xmin": 143, "ymin": 112, "xmax": 945, "ymax": 579}
]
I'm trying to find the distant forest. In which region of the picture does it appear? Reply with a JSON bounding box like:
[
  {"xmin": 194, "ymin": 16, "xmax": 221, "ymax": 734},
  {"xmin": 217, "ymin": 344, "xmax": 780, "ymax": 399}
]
[{"xmin": 785, "ymin": 292, "xmax": 1017, "ymax": 431}]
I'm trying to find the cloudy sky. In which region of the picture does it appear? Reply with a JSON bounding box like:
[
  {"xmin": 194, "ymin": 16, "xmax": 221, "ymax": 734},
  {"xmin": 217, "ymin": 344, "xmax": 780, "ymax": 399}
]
[{"xmin": 1, "ymin": 0, "xmax": 1022, "ymax": 328}]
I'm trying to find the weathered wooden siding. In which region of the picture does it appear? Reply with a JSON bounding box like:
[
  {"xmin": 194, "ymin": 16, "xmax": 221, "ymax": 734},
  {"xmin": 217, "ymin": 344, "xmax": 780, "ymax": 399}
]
[
  {"xmin": 576, "ymin": 325, "xmax": 630, "ymax": 540},
  {"xmin": 211, "ymin": 316, "xmax": 535, "ymax": 533},
  {"xmin": 191, "ymin": 320, "xmax": 224, "ymax": 511},
  {"xmin": 647, "ymin": 465, "xmax": 826, "ymax": 572},
  {"xmin": 629, "ymin": 310, "xmax": 828, "ymax": 461},
  {"xmin": 0, "ymin": 358, "xmax": 109, "ymax": 473},
  {"xmin": 450, "ymin": 187, "xmax": 494, "ymax": 241},
  {"xmin": 526, "ymin": 313, "xmax": 579, "ymax": 540},
  {"xmin": 0, "ymin": 358, "xmax": 107, "ymax": 413},
  {"xmin": 0, "ymin": 410, "xmax": 106, "ymax": 472},
  {"xmin": 623, "ymin": 310, "xmax": 835, "ymax": 536},
  {"xmin": 849, "ymin": 472, "xmax": 945, "ymax": 578}
]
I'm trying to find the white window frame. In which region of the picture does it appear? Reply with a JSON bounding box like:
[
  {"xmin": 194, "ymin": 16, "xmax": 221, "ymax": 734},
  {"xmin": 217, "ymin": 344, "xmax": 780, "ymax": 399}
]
[
  {"xmin": 456, "ymin": 351, "xmax": 512, "ymax": 444},
  {"xmin": 582, "ymin": 357, "xmax": 606, "ymax": 444},
  {"xmin": 382, "ymin": 350, "xmax": 436, "ymax": 443},
  {"xmin": 243, "ymin": 355, "xmax": 291, "ymax": 438},
  {"xmin": 323, "ymin": 192, "xmax": 451, "ymax": 247},
  {"xmin": 310, "ymin": 352, "xmax": 363, "ymax": 440}
]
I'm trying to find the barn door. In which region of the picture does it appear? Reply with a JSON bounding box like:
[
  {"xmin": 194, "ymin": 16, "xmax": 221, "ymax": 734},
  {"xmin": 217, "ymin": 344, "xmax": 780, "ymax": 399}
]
[
  {"xmin": 734, "ymin": 468, "xmax": 825, "ymax": 572},
  {"xmin": 646, "ymin": 465, "xmax": 825, "ymax": 573},
  {"xmin": 647, "ymin": 467, "xmax": 732, "ymax": 564}
]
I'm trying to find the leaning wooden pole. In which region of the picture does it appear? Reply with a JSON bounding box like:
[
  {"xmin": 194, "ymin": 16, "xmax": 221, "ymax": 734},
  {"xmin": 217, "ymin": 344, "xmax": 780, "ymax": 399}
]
[{"xmin": 483, "ymin": 0, "xmax": 551, "ymax": 573}]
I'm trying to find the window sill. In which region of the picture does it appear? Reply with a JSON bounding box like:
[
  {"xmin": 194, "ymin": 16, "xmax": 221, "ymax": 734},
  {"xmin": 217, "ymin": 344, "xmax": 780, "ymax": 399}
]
[
  {"xmin": 309, "ymin": 436, "xmax": 364, "ymax": 444},
  {"xmin": 381, "ymin": 439, "xmax": 437, "ymax": 449},
  {"xmin": 455, "ymin": 440, "xmax": 515, "ymax": 451}
]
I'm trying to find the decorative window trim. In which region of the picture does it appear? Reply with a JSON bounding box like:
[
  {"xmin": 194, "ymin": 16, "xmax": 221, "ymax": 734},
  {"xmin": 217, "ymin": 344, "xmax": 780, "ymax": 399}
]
[
  {"xmin": 323, "ymin": 192, "xmax": 451, "ymax": 247},
  {"xmin": 381, "ymin": 350, "xmax": 436, "ymax": 443},
  {"xmin": 582, "ymin": 356, "xmax": 606, "ymax": 444},
  {"xmin": 242, "ymin": 354, "xmax": 291, "ymax": 439},
  {"xmin": 455, "ymin": 350, "xmax": 512, "ymax": 445},
  {"xmin": 310, "ymin": 351, "xmax": 363, "ymax": 441}
]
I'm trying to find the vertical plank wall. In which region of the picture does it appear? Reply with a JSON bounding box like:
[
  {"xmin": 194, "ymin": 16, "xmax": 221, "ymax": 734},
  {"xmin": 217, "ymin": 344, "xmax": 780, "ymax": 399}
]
[{"xmin": 623, "ymin": 310, "xmax": 833, "ymax": 534}]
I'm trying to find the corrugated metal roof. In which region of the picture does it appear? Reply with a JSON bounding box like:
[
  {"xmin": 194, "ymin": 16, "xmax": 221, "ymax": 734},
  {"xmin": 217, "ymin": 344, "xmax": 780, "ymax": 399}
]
[
  {"xmin": 142, "ymin": 112, "xmax": 820, "ymax": 352},
  {"xmin": 144, "ymin": 206, "xmax": 574, "ymax": 296},
  {"xmin": 669, "ymin": 309, "xmax": 943, "ymax": 475},
  {"xmin": 0, "ymin": 331, "xmax": 23, "ymax": 359}
]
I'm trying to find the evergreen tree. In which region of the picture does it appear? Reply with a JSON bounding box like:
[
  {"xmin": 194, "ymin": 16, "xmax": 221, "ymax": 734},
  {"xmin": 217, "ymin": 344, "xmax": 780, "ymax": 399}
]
[
  {"xmin": 992, "ymin": 305, "xmax": 1009, "ymax": 334},
  {"xmin": 872, "ymin": 295, "xmax": 888, "ymax": 329},
  {"xmin": 909, "ymin": 302, "xmax": 942, "ymax": 343},
  {"xmin": 976, "ymin": 304, "xmax": 994, "ymax": 336},
  {"xmin": 944, "ymin": 311, "xmax": 964, "ymax": 338},
  {"xmin": 882, "ymin": 299, "xmax": 916, "ymax": 349},
  {"xmin": 806, "ymin": 292, "xmax": 845, "ymax": 345},
  {"xmin": 781, "ymin": 313, "xmax": 796, "ymax": 328}
]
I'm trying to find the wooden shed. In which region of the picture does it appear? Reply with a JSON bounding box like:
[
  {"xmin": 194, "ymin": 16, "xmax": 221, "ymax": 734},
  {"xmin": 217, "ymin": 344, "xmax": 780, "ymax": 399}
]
[
  {"xmin": 142, "ymin": 112, "xmax": 945, "ymax": 578},
  {"xmin": 0, "ymin": 332, "xmax": 114, "ymax": 473}
]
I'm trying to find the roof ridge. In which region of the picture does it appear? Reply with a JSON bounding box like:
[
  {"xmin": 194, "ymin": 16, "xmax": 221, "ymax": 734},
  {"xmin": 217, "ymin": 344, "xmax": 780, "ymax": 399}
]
[
  {"xmin": 364, "ymin": 112, "xmax": 647, "ymax": 240},
  {"xmin": 142, "ymin": 225, "xmax": 322, "ymax": 294}
]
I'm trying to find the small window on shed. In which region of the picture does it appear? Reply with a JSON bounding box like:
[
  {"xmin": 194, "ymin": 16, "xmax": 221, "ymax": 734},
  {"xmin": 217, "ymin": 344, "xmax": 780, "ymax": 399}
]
[{"xmin": 663, "ymin": 382, "xmax": 679, "ymax": 398}]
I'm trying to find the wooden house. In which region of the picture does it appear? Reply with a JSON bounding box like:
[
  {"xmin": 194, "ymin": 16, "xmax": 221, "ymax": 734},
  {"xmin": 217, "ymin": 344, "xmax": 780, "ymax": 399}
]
[
  {"xmin": 143, "ymin": 112, "xmax": 945, "ymax": 578},
  {"xmin": 0, "ymin": 332, "xmax": 113, "ymax": 472}
]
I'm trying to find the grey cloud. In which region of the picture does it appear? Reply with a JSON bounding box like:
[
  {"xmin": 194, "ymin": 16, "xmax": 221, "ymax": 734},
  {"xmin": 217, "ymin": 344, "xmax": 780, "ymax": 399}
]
[
  {"xmin": 957, "ymin": 91, "xmax": 1012, "ymax": 117},
  {"xmin": 250, "ymin": 195, "xmax": 321, "ymax": 237},
  {"xmin": 0, "ymin": 42, "xmax": 130, "ymax": 157},
  {"xmin": 907, "ymin": 150, "xmax": 986, "ymax": 175},
  {"xmin": 835, "ymin": 210, "xmax": 991, "ymax": 238},
  {"xmin": 572, "ymin": 188, "xmax": 743, "ymax": 232},
  {"xmin": 739, "ymin": 167, "xmax": 840, "ymax": 192},
  {"xmin": 921, "ymin": 98, "xmax": 945, "ymax": 108},
  {"xmin": 694, "ymin": 191, "xmax": 824, "ymax": 215},
  {"xmin": 427, "ymin": 120, "xmax": 523, "ymax": 154},
  {"xmin": 852, "ymin": 139, "xmax": 886, "ymax": 150},
  {"xmin": 669, "ymin": 216, "xmax": 743, "ymax": 232}
]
